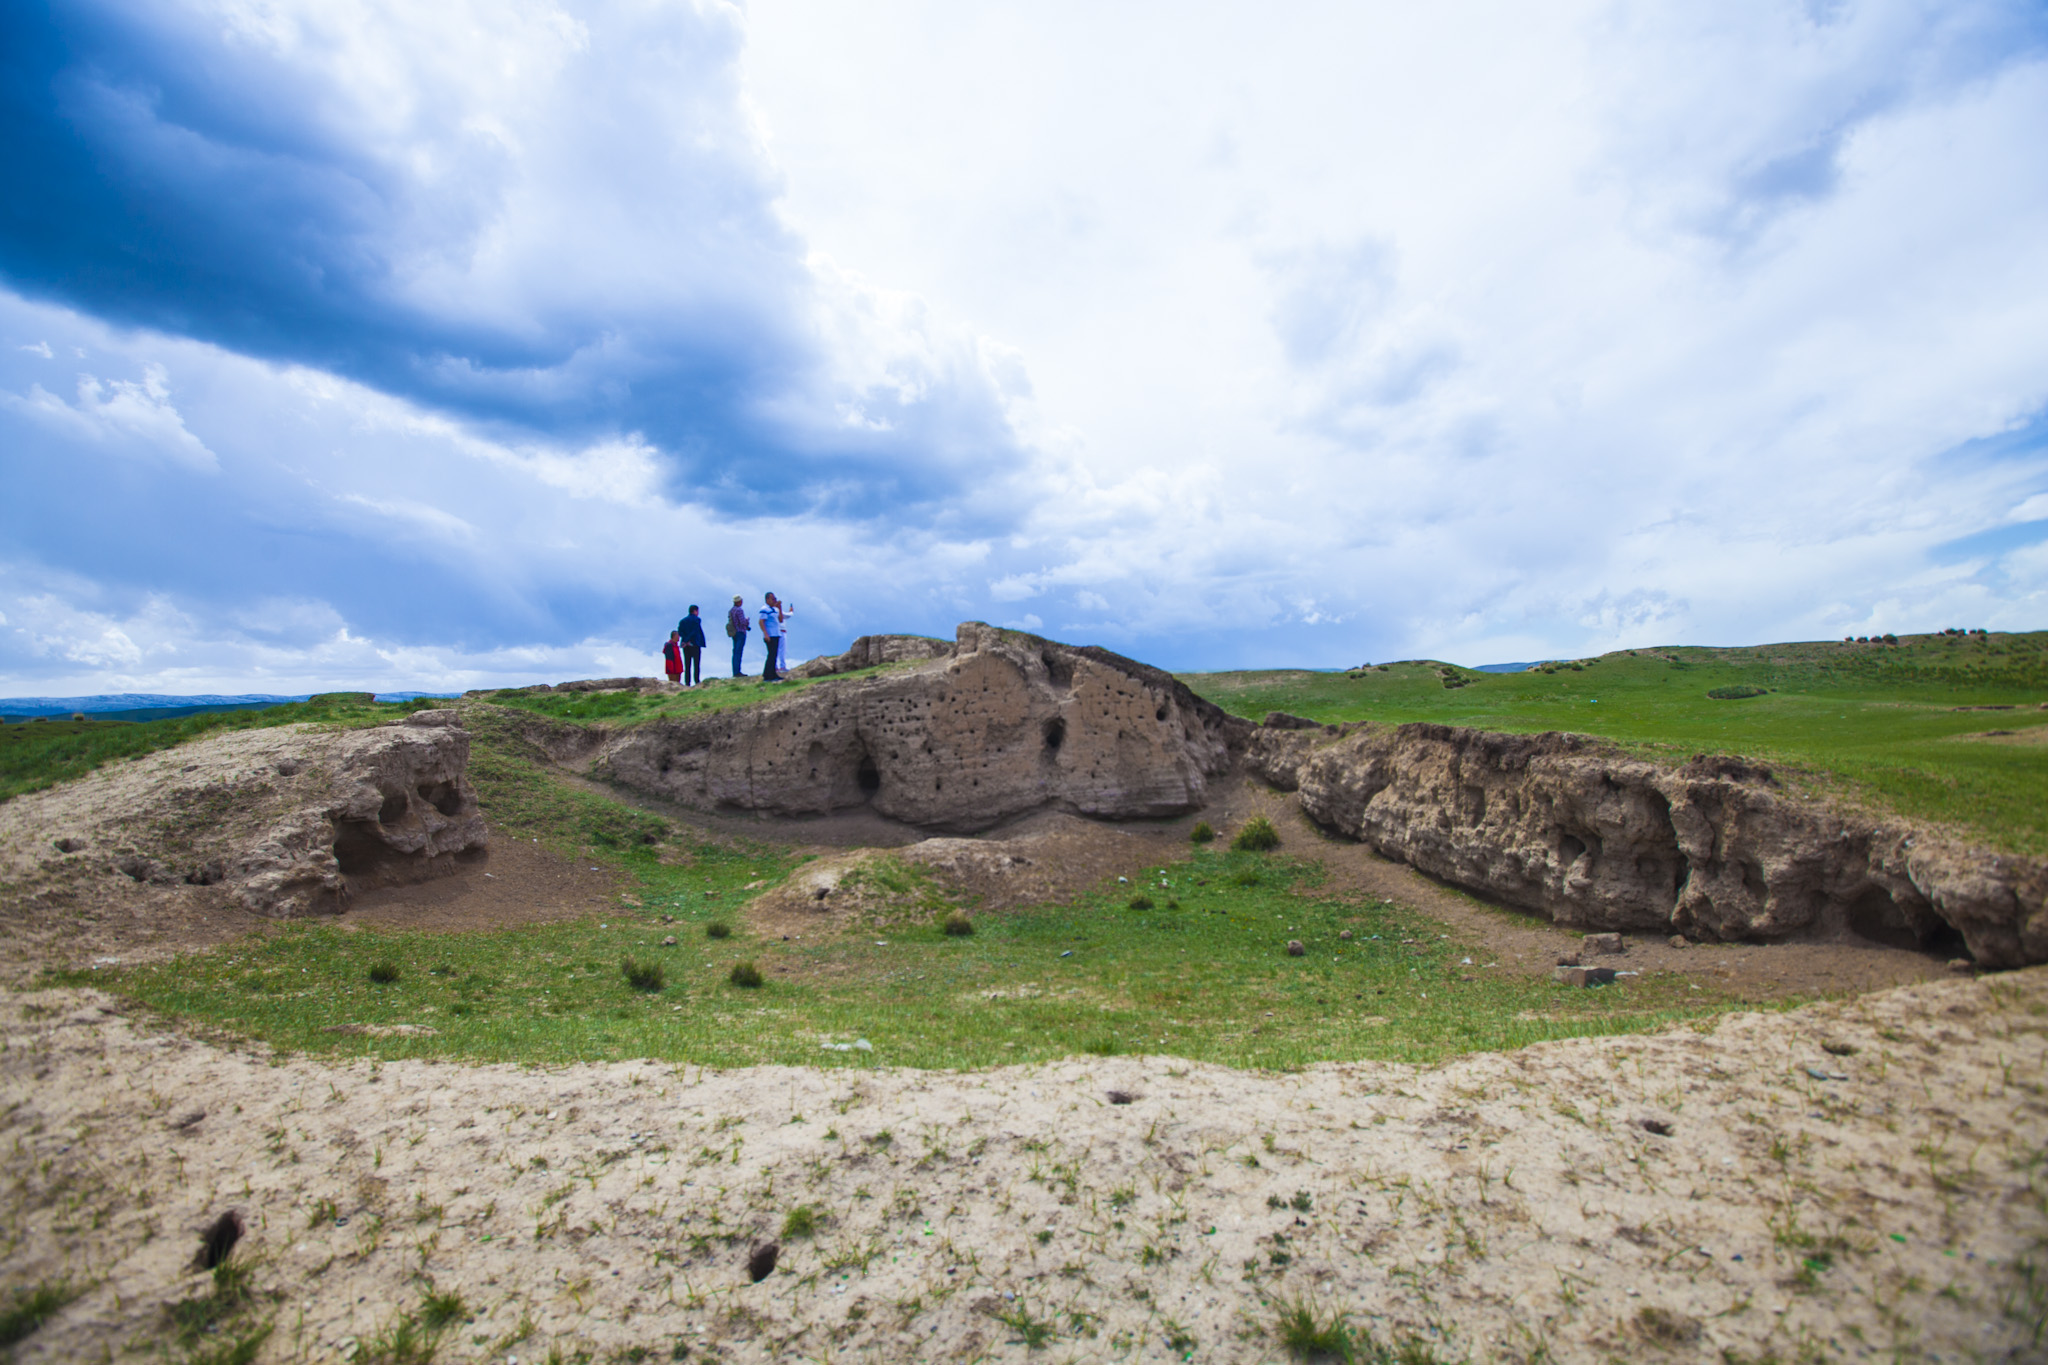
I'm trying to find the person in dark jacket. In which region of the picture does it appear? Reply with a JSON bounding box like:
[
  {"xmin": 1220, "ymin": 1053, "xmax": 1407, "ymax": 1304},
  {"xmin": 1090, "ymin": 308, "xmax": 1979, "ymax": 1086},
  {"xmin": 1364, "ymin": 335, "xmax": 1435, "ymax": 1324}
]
[
  {"xmin": 676, "ymin": 606, "xmax": 707, "ymax": 687},
  {"xmin": 661, "ymin": 630, "xmax": 685, "ymax": 686}
]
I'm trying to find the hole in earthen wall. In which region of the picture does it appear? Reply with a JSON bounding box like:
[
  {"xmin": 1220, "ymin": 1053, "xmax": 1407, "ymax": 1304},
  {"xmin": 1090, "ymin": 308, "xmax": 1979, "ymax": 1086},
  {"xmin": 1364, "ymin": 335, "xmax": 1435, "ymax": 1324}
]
[
  {"xmin": 334, "ymin": 820, "xmax": 406, "ymax": 878},
  {"xmin": 197, "ymin": 1210, "xmax": 243, "ymax": 1270},
  {"xmin": 855, "ymin": 755, "xmax": 881, "ymax": 796},
  {"xmin": 1043, "ymin": 718, "xmax": 1065, "ymax": 753},
  {"xmin": 1846, "ymin": 885, "xmax": 1969, "ymax": 958},
  {"xmin": 377, "ymin": 791, "xmax": 409, "ymax": 825},
  {"xmin": 416, "ymin": 782, "xmax": 464, "ymax": 816}
]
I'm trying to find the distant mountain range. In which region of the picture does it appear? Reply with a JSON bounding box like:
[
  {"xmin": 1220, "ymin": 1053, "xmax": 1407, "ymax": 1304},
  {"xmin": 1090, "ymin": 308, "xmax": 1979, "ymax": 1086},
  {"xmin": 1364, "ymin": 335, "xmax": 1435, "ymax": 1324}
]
[{"xmin": 0, "ymin": 692, "xmax": 457, "ymax": 723}]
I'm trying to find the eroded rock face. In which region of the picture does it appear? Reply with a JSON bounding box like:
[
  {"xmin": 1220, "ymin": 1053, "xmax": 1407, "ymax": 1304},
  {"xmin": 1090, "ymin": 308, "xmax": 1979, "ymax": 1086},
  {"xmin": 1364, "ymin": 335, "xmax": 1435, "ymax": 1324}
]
[
  {"xmin": 0, "ymin": 712, "xmax": 487, "ymax": 924},
  {"xmin": 594, "ymin": 623, "xmax": 1253, "ymax": 832},
  {"xmin": 1251, "ymin": 722, "xmax": 2048, "ymax": 967},
  {"xmin": 788, "ymin": 634, "xmax": 956, "ymax": 679}
]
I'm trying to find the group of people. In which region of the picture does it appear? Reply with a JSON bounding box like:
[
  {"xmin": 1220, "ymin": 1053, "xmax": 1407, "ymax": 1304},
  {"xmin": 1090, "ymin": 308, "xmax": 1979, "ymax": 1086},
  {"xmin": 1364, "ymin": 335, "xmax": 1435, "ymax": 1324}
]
[{"xmin": 661, "ymin": 593, "xmax": 794, "ymax": 686}]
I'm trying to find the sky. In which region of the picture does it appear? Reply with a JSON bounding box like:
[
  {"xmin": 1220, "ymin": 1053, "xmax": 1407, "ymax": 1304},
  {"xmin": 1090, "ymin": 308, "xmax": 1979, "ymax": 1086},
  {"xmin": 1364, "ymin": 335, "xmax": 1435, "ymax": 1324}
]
[{"xmin": 2, "ymin": 0, "xmax": 2046, "ymax": 695}]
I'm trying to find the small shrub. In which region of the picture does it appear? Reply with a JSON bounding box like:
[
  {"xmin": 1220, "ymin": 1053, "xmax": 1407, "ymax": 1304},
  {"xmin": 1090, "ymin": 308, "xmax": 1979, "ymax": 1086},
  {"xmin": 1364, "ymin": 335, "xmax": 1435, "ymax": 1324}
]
[
  {"xmin": 729, "ymin": 961, "xmax": 764, "ymax": 989},
  {"xmin": 1189, "ymin": 821, "xmax": 1215, "ymax": 844},
  {"xmin": 367, "ymin": 961, "xmax": 401, "ymax": 985},
  {"xmin": 941, "ymin": 911, "xmax": 974, "ymax": 937},
  {"xmin": 705, "ymin": 921, "xmax": 732, "ymax": 940},
  {"xmin": 1232, "ymin": 816, "xmax": 1281, "ymax": 852},
  {"xmin": 621, "ymin": 957, "xmax": 665, "ymax": 992},
  {"xmin": 781, "ymin": 1205, "xmax": 819, "ymax": 1239},
  {"xmin": 1127, "ymin": 894, "xmax": 1154, "ymax": 911},
  {"xmin": 1706, "ymin": 684, "xmax": 1769, "ymax": 700},
  {"xmin": 1230, "ymin": 866, "xmax": 1262, "ymax": 888}
]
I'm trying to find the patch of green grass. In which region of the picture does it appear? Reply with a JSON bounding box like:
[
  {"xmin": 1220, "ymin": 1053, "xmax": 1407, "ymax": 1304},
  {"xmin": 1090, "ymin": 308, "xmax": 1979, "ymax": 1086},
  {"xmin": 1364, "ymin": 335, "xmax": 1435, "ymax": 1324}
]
[
  {"xmin": 1184, "ymin": 629, "xmax": 2048, "ymax": 854},
  {"xmin": 0, "ymin": 1278, "xmax": 81, "ymax": 1347},
  {"xmin": 482, "ymin": 661, "xmax": 930, "ymax": 727},
  {"xmin": 0, "ymin": 694, "xmax": 448, "ymax": 806},
  {"xmin": 92, "ymin": 844, "xmax": 1777, "ymax": 1070},
  {"xmin": 780, "ymin": 1205, "xmax": 819, "ymax": 1239}
]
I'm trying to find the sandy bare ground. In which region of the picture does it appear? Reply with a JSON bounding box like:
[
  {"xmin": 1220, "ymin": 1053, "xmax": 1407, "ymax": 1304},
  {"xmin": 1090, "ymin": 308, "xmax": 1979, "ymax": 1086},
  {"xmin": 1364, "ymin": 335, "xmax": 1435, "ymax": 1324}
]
[{"xmin": 5, "ymin": 969, "xmax": 2044, "ymax": 1364}]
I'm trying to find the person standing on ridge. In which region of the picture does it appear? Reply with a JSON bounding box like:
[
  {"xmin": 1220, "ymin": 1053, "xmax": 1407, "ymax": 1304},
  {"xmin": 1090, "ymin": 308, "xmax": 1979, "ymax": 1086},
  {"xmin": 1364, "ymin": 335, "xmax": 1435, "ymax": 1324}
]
[
  {"xmin": 726, "ymin": 595, "xmax": 750, "ymax": 677},
  {"xmin": 661, "ymin": 630, "xmax": 684, "ymax": 687},
  {"xmin": 677, "ymin": 605, "xmax": 707, "ymax": 687},
  {"xmin": 759, "ymin": 592, "xmax": 786, "ymax": 682}
]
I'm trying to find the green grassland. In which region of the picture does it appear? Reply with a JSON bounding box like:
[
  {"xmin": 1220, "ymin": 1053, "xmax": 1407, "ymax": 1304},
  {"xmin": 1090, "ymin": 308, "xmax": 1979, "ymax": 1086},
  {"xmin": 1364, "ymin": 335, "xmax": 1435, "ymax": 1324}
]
[
  {"xmin": 72, "ymin": 696, "xmax": 1777, "ymax": 1070},
  {"xmin": 1183, "ymin": 629, "xmax": 2048, "ymax": 856},
  {"xmin": 100, "ymin": 843, "xmax": 1751, "ymax": 1072}
]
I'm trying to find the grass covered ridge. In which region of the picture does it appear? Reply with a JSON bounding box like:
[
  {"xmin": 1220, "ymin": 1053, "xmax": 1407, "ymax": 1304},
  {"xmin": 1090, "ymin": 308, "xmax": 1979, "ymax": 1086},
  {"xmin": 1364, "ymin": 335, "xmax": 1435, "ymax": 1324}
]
[{"xmin": 1184, "ymin": 629, "xmax": 2048, "ymax": 855}]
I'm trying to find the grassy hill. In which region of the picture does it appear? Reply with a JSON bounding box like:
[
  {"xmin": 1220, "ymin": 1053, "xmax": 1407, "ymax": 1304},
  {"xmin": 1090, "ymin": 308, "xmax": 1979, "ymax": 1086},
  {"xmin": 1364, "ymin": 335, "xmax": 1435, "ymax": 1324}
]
[{"xmin": 1182, "ymin": 629, "xmax": 2048, "ymax": 855}]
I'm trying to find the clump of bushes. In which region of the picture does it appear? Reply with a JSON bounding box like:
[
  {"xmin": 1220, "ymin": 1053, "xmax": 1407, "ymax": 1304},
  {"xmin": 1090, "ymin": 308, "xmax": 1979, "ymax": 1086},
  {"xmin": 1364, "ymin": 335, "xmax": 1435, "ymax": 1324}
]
[
  {"xmin": 1232, "ymin": 815, "xmax": 1281, "ymax": 852},
  {"xmin": 621, "ymin": 957, "xmax": 665, "ymax": 992},
  {"xmin": 729, "ymin": 961, "xmax": 764, "ymax": 989},
  {"xmin": 1189, "ymin": 820, "xmax": 1215, "ymax": 844},
  {"xmin": 1706, "ymin": 685, "xmax": 1769, "ymax": 700},
  {"xmin": 941, "ymin": 911, "xmax": 974, "ymax": 937},
  {"xmin": 367, "ymin": 961, "xmax": 401, "ymax": 985},
  {"xmin": 705, "ymin": 920, "xmax": 732, "ymax": 940}
]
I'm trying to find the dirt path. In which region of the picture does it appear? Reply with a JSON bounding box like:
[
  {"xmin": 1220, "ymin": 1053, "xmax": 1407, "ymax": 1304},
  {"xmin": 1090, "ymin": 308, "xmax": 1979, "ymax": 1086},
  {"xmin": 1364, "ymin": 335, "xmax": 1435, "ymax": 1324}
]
[{"xmin": 6, "ymin": 970, "xmax": 2044, "ymax": 1364}]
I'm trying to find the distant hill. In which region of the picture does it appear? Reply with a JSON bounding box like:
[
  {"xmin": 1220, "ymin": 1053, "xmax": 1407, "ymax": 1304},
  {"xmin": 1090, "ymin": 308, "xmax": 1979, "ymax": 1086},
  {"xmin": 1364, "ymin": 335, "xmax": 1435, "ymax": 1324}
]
[
  {"xmin": 1473, "ymin": 662, "xmax": 1538, "ymax": 673},
  {"xmin": 0, "ymin": 692, "xmax": 457, "ymax": 723}
]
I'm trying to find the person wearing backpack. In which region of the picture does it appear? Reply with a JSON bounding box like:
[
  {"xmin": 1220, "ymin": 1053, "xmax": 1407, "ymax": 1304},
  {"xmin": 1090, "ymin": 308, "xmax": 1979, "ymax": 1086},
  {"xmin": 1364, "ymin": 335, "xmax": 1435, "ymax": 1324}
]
[
  {"xmin": 725, "ymin": 595, "xmax": 750, "ymax": 677},
  {"xmin": 676, "ymin": 606, "xmax": 707, "ymax": 687},
  {"xmin": 661, "ymin": 630, "xmax": 685, "ymax": 686}
]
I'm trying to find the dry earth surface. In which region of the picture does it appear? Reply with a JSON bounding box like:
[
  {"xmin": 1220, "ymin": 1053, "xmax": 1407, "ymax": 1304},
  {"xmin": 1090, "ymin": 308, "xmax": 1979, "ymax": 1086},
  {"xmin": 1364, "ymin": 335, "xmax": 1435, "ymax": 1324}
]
[{"xmin": 4, "ymin": 971, "xmax": 2044, "ymax": 1364}]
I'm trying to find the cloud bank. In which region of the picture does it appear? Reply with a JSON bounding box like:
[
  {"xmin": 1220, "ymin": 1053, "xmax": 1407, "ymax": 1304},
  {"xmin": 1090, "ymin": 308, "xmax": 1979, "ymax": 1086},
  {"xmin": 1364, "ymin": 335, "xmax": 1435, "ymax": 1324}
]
[{"xmin": 2, "ymin": 0, "xmax": 2046, "ymax": 694}]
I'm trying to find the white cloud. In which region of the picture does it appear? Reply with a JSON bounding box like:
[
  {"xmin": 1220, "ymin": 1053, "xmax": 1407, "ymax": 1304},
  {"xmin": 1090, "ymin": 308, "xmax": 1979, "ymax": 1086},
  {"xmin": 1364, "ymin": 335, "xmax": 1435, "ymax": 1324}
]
[{"xmin": 2, "ymin": 363, "xmax": 217, "ymax": 472}]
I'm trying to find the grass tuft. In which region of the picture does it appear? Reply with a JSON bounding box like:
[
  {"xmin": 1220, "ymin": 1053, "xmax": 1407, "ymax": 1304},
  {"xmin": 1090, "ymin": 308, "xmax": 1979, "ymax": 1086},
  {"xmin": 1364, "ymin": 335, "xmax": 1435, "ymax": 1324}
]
[
  {"xmin": 0, "ymin": 1279, "xmax": 81, "ymax": 1348},
  {"xmin": 368, "ymin": 960, "xmax": 401, "ymax": 985},
  {"xmin": 941, "ymin": 911, "xmax": 974, "ymax": 937},
  {"xmin": 621, "ymin": 957, "xmax": 665, "ymax": 992},
  {"xmin": 1189, "ymin": 820, "xmax": 1215, "ymax": 844},
  {"xmin": 729, "ymin": 961, "xmax": 764, "ymax": 989},
  {"xmin": 1127, "ymin": 894, "xmax": 1154, "ymax": 911},
  {"xmin": 1232, "ymin": 815, "xmax": 1281, "ymax": 852},
  {"xmin": 781, "ymin": 1204, "xmax": 819, "ymax": 1239},
  {"xmin": 705, "ymin": 921, "xmax": 732, "ymax": 940},
  {"xmin": 419, "ymin": 1288, "xmax": 468, "ymax": 1331},
  {"xmin": 1273, "ymin": 1296, "xmax": 1351, "ymax": 1361}
]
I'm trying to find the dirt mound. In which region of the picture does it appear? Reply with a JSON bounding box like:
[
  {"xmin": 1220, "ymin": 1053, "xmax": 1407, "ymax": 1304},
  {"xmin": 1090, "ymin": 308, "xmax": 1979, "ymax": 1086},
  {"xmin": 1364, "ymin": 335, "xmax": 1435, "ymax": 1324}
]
[
  {"xmin": 5, "ymin": 969, "xmax": 2042, "ymax": 1363},
  {"xmin": 0, "ymin": 713, "xmax": 486, "ymax": 979}
]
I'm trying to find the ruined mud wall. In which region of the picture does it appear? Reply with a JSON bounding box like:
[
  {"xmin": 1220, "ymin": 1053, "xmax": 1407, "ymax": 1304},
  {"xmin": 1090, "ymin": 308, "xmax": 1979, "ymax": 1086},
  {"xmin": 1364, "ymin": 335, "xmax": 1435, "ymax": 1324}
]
[
  {"xmin": 592, "ymin": 623, "xmax": 1253, "ymax": 833},
  {"xmin": 1250, "ymin": 722, "xmax": 2048, "ymax": 968},
  {"xmin": 0, "ymin": 711, "xmax": 488, "ymax": 925}
]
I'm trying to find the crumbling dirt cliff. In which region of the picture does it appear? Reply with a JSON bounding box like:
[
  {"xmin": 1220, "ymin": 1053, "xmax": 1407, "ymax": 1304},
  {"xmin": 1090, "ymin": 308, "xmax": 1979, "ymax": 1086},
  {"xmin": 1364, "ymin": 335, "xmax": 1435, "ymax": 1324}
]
[
  {"xmin": 1251, "ymin": 720, "xmax": 2048, "ymax": 968},
  {"xmin": 0, "ymin": 711, "xmax": 486, "ymax": 974},
  {"xmin": 591, "ymin": 623, "xmax": 1252, "ymax": 832}
]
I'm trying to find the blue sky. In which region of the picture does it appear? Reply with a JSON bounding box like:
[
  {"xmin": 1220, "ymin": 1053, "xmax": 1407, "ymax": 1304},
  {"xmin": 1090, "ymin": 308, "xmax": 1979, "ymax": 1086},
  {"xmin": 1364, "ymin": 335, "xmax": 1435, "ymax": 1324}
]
[{"xmin": 3, "ymin": 0, "xmax": 2046, "ymax": 694}]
